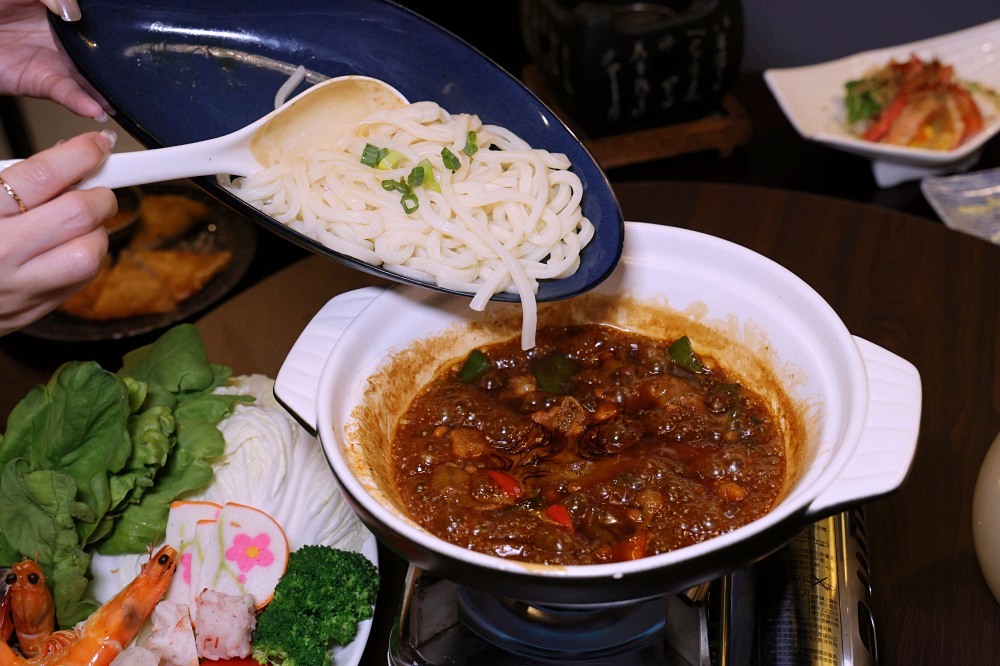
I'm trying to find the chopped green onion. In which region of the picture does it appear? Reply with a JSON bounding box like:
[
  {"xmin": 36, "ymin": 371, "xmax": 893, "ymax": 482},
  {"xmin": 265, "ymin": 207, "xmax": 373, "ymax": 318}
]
[
  {"xmin": 360, "ymin": 143, "xmax": 381, "ymax": 167},
  {"xmin": 407, "ymin": 164, "xmax": 425, "ymax": 187},
  {"xmin": 380, "ymin": 179, "xmax": 419, "ymax": 214},
  {"xmin": 401, "ymin": 192, "xmax": 419, "ymax": 214},
  {"xmin": 441, "ymin": 146, "xmax": 461, "ymax": 171},
  {"xmin": 381, "ymin": 178, "xmax": 411, "ymax": 194},
  {"xmin": 667, "ymin": 336, "xmax": 708, "ymax": 374},
  {"xmin": 463, "ymin": 131, "xmax": 479, "ymax": 156},
  {"xmin": 414, "ymin": 159, "xmax": 441, "ymax": 192},
  {"xmin": 377, "ymin": 149, "xmax": 405, "ymax": 170},
  {"xmin": 457, "ymin": 349, "xmax": 491, "ymax": 383}
]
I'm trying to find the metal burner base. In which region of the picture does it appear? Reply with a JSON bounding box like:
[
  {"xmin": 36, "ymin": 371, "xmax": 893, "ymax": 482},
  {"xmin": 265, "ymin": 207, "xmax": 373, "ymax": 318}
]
[
  {"xmin": 387, "ymin": 511, "xmax": 878, "ymax": 666},
  {"xmin": 388, "ymin": 566, "xmax": 701, "ymax": 665},
  {"xmin": 456, "ymin": 587, "xmax": 670, "ymax": 661}
]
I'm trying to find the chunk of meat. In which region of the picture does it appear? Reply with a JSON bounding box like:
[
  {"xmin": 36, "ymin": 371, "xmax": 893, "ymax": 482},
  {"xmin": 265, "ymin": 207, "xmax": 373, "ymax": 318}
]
[
  {"xmin": 636, "ymin": 375, "xmax": 704, "ymax": 410},
  {"xmin": 531, "ymin": 397, "xmax": 588, "ymax": 440},
  {"xmin": 578, "ymin": 416, "xmax": 642, "ymax": 459},
  {"xmin": 438, "ymin": 384, "xmax": 551, "ymax": 454},
  {"xmin": 450, "ymin": 427, "xmax": 488, "ymax": 458},
  {"xmin": 430, "ymin": 464, "xmax": 472, "ymax": 497}
]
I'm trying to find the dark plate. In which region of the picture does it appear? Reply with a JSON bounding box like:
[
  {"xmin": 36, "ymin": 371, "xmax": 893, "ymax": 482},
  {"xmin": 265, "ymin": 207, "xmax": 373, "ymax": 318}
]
[
  {"xmin": 50, "ymin": 0, "xmax": 624, "ymax": 303},
  {"xmin": 21, "ymin": 182, "xmax": 256, "ymax": 342}
]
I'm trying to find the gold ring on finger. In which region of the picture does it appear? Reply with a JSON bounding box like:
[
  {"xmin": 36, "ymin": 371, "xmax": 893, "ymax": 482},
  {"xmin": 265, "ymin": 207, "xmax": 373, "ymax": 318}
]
[{"xmin": 0, "ymin": 175, "xmax": 28, "ymax": 213}]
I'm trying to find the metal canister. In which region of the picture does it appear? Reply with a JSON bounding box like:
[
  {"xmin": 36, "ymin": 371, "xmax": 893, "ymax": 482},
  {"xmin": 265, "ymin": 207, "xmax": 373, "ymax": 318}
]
[{"xmin": 750, "ymin": 509, "xmax": 879, "ymax": 666}]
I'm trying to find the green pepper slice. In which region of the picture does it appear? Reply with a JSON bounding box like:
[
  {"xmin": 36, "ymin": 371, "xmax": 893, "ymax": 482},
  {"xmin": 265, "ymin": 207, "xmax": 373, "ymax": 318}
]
[
  {"xmin": 531, "ymin": 353, "xmax": 579, "ymax": 394},
  {"xmin": 667, "ymin": 336, "xmax": 707, "ymax": 374},
  {"xmin": 456, "ymin": 349, "xmax": 491, "ymax": 383}
]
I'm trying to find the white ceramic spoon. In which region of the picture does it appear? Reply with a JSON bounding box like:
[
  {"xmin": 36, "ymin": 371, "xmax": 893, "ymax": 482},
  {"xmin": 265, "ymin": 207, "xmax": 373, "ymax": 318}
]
[{"xmin": 0, "ymin": 75, "xmax": 407, "ymax": 189}]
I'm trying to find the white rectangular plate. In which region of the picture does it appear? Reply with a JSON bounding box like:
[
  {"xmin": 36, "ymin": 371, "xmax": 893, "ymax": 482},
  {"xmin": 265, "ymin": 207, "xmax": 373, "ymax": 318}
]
[{"xmin": 765, "ymin": 19, "xmax": 1000, "ymax": 169}]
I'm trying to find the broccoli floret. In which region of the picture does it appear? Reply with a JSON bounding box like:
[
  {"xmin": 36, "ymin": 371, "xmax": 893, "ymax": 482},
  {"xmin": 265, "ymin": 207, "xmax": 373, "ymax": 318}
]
[{"xmin": 252, "ymin": 545, "xmax": 379, "ymax": 666}]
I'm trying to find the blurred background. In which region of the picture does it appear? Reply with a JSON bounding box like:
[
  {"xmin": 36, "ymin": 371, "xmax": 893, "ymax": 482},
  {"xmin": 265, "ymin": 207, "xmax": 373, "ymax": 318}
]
[
  {"xmin": 4, "ymin": 0, "xmax": 997, "ymax": 158},
  {"xmin": 2, "ymin": 0, "xmax": 998, "ymax": 275}
]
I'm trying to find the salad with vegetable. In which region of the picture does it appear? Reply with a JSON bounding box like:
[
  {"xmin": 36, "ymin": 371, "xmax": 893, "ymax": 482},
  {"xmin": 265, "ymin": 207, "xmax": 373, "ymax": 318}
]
[{"xmin": 844, "ymin": 54, "xmax": 989, "ymax": 150}]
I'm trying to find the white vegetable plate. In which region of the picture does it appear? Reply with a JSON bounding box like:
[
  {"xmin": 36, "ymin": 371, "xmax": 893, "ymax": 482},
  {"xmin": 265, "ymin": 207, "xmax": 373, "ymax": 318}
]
[
  {"xmin": 88, "ymin": 376, "xmax": 378, "ymax": 666},
  {"xmin": 764, "ymin": 19, "xmax": 1000, "ymax": 187}
]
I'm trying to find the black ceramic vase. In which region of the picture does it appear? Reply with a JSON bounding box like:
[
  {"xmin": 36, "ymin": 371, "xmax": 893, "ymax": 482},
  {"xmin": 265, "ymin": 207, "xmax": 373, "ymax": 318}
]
[{"xmin": 520, "ymin": 0, "xmax": 744, "ymax": 137}]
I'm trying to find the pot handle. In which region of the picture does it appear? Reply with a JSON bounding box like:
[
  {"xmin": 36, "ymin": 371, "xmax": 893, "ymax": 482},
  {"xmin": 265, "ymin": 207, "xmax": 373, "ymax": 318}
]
[
  {"xmin": 274, "ymin": 286, "xmax": 388, "ymax": 433},
  {"xmin": 806, "ymin": 336, "xmax": 922, "ymax": 517}
]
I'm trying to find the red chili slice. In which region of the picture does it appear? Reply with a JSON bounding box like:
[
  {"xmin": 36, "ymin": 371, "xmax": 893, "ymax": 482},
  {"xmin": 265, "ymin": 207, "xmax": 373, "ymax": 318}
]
[
  {"xmin": 612, "ymin": 530, "xmax": 648, "ymax": 561},
  {"xmin": 484, "ymin": 469, "xmax": 521, "ymax": 498},
  {"xmin": 543, "ymin": 504, "xmax": 575, "ymax": 533}
]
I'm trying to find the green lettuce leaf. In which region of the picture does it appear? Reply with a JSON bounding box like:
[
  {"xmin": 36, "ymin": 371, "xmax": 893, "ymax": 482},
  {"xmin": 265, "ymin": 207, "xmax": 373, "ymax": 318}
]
[
  {"xmin": 96, "ymin": 324, "xmax": 247, "ymax": 553},
  {"xmin": 0, "ymin": 361, "xmax": 132, "ymax": 544},
  {"xmin": 87, "ymin": 405, "xmax": 176, "ymax": 546},
  {"xmin": 0, "ymin": 459, "xmax": 98, "ymax": 626},
  {"xmin": 0, "ymin": 324, "xmax": 245, "ymax": 628},
  {"xmin": 95, "ymin": 395, "xmax": 236, "ymax": 554},
  {"xmin": 118, "ymin": 324, "xmax": 233, "ymax": 404}
]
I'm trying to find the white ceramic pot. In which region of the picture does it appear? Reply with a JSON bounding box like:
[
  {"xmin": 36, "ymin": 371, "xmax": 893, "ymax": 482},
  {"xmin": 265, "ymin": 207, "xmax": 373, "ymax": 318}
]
[{"xmin": 276, "ymin": 222, "xmax": 922, "ymax": 606}]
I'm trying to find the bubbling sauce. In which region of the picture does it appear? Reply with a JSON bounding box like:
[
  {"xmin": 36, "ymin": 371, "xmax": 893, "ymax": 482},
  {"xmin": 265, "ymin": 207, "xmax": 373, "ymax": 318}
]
[{"xmin": 391, "ymin": 324, "xmax": 786, "ymax": 565}]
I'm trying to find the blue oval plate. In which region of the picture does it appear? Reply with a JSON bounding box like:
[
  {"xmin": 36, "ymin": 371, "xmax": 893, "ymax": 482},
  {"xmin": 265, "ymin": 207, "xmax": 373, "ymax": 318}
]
[{"xmin": 50, "ymin": 0, "xmax": 623, "ymax": 303}]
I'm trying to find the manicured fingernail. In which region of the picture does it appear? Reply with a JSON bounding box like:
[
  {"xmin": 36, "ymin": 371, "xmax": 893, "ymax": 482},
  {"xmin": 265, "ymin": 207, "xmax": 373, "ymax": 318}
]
[
  {"xmin": 94, "ymin": 111, "xmax": 109, "ymax": 123},
  {"xmin": 99, "ymin": 129, "xmax": 118, "ymax": 150},
  {"xmin": 55, "ymin": 1, "xmax": 81, "ymax": 21}
]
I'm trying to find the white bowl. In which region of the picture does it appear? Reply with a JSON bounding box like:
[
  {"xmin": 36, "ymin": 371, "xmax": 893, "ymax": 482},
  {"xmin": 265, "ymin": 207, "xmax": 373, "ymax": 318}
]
[
  {"xmin": 765, "ymin": 19, "xmax": 1000, "ymax": 187},
  {"xmin": 275, "ymin": 221, "xmax": 922, "ymax": 606},
  {"xmin": 921, "ymin": 166, "xmax": 1000, "ymax": 244}
]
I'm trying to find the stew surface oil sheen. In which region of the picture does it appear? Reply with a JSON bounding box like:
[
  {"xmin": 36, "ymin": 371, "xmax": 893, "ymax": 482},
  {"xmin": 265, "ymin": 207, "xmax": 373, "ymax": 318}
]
[{"xmin": 392, "ymin": 324, "xmax": 786, "ymax": 565}]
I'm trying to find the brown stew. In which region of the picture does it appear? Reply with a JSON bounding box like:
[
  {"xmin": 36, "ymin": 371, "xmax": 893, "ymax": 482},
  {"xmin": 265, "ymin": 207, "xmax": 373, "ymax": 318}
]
[{"xmin": 392, "ymin": 324, "xmax": 786, "ymax": 565}]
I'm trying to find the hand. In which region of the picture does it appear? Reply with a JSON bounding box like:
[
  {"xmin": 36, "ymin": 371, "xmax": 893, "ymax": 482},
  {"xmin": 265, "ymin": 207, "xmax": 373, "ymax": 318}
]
[
  {"xmin": 0, "ymin": 0, "xmax": 106, "ymax": 120},
  {"xmin": 0, "ymin": 131, "xmax": 118, "ymax": 335}
]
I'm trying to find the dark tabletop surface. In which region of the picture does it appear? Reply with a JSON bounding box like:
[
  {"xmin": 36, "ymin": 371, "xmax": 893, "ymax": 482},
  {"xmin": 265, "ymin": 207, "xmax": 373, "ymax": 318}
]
[{"xmin": 1, "ymin": 73, "xmax": 998, "ymax": 665}]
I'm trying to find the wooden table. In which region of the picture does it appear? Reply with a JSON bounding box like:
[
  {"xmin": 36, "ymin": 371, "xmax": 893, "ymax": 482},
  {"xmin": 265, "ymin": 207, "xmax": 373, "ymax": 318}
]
[{"xmin": 1, "ymin": 181, "xmax": 997, "ymax": 664}]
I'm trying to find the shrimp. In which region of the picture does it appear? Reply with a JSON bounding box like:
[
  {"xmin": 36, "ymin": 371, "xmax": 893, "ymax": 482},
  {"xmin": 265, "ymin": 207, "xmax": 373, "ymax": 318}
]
[
  {"xmin": 4, "ymin": 561, "xmax": 55, "ymax": 658},
  {"xmin": 1, "ymin": 581, "xmax": 12, "ymax": 645},
  {"xmin": 0, "ymin": 545, "xmax": 178, "ymax": 666}
]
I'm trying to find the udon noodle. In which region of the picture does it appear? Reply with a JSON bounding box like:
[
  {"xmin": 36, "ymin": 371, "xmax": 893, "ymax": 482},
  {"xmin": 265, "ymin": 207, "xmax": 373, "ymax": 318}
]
[{"xmin": 221, "ymin": 88, "xmax": 594, "ymax": 349}]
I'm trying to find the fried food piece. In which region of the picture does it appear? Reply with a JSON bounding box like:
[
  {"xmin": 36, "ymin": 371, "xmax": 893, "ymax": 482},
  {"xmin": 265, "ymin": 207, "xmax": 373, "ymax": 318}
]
[
  {"xmin": 84, "ymin": 251, "xmax": 178, "ymax": 320},
  {"xmin": 59, "ymin": 255, "xmax": 113, "ymax": 318},
  {"xmin": 56, "ymin": 191, "xmax": 236, "ymax": 322},
  {"xmin": 130, "ymin": 194, "xmax": 211, "ymax": 250},
  {"xmin": 132, "ymin": 249, "xmax": 234, "ymax": 301}
]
